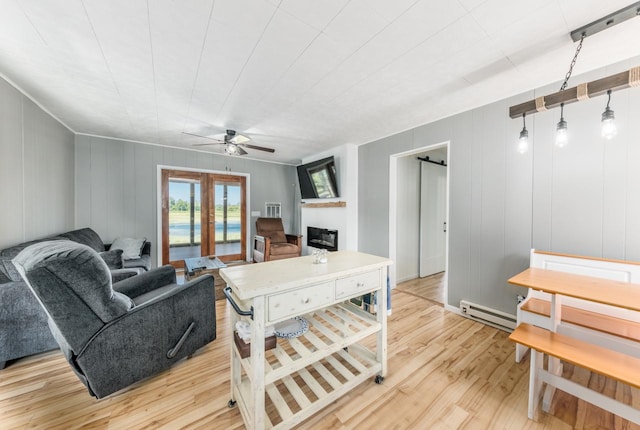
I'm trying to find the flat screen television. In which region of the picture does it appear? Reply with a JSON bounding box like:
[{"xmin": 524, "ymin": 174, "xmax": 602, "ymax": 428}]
[{"xmin": 297, "ymin": 156, "xmax": 339, "ymax": 199}]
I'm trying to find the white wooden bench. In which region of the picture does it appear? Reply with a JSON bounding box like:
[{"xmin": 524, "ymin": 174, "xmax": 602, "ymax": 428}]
[
  {"xmin": 515, "ymin": 249, "xmax": 640, "ymax": 363},
  {"xmin": 510, "ymin": 323, "xmax": 640, "ymax": 423}
]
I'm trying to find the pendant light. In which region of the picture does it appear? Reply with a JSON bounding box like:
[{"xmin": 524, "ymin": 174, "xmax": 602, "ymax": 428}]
[
  {"xmin": 555, "ymin": 103, "xmax": 568, "ymax": 148},
  {"xmin": 601, "ymin": 89, "xmax": 617, "ymax": 139},
  {"xmin": 517, "ymin": 113, "xmax": 529, "ymax": 154},
  {"xmin": 510, "ymin": 4, "xmax": 640, "ymax": 146}
]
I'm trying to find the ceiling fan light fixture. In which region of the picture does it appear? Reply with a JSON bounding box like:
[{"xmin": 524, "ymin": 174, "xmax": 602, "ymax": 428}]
[
  {"xmin": 185, "ymin": 128, "xmax": 271, "ymax": 154},
  {"xmin": 225, "ymin": 143, "xmax": 239, "ymax": 155}
]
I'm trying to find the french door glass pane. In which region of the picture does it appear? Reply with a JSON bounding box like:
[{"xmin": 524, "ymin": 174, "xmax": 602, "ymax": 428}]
[
  {"xmin": 169, "ymin": 179, "xmax": 201, "ymax": 261},
  {"xmin": 215, "ymin": 181, "xmax": 241, "ymax": 256}
]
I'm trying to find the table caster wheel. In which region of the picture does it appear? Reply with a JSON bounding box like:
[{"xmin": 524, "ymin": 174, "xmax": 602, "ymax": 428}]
[
  {"xmin": 228, "ymin": 399, "xmax": 237, "ymax": 408},
  {"xmin": 375, "ymin": 375, "xmax": 384, "ymax": 384}
]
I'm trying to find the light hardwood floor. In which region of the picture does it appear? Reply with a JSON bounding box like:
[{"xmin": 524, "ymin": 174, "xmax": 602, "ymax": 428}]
[
  {"xmin": 1, "ymin": 285, "xmax": 638, "ymax": 429},
  {"xmin": 394, "ymin": 272, "xmax": 446, "ymax": 304}
]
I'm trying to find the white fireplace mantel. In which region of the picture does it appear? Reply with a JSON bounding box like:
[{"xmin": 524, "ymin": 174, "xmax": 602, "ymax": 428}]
[{"xmin": 300, "ymin": 201, "xmax": 346, "ymax": 208}]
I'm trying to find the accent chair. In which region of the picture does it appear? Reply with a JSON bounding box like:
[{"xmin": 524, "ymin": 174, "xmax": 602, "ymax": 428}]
[{"xmin": 253, "ymin": 217, "xmax": 302, "ymax": 263}]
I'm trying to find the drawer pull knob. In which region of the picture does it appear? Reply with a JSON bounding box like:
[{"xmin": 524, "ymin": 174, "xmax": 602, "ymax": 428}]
[{"xmin": 302, "ymin": 297, "xmax": 310, "ymax": 304}]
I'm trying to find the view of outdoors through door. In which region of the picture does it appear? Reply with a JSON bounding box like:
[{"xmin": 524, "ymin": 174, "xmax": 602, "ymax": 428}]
[
  {"xmin": 213, "ymin": 178, "xmax": 243, "ymax": 257},
  {"xmin": 168, "ymin": 177, "xmax": 202, "ymax": 262},
  {"xmin": 161, "ymin": 169, "xmax": 246, "ymax": 267}
]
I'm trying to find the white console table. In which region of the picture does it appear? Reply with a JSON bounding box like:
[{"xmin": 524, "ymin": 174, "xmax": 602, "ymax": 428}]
[{"xmin": 220, "ymin": 250, "xmax": 391, "ymax": 430}]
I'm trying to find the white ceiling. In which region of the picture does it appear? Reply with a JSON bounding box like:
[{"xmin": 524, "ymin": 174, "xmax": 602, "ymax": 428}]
[{"xmin": 1, "ymin": 0, "xmax": 639, "ymax": 165}]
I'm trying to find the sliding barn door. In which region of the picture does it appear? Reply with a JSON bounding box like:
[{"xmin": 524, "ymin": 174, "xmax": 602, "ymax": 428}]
[{"xmin": 419, "ymin": 162, "xmax": 446, "ymax": 277}]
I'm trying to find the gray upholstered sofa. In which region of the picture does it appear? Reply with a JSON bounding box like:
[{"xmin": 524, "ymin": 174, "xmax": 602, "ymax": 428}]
[
  {"xmin": 0, "ymin": 227, "xmax": 152, "ymax": 369},
  {"xmin": 13, "ymin": 240, "xmax": 215, "ymax": 398}
]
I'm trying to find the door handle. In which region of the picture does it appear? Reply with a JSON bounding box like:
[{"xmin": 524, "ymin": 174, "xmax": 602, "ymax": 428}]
[{"xmin": 443, "ymin": 222, "xmax": 447, "ymax": 233}]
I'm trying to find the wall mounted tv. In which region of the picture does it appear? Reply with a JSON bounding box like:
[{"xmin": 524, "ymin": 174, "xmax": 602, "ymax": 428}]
[{"xmin": 297, "ymin": 156, "xmax": 340, "ymax": 199}]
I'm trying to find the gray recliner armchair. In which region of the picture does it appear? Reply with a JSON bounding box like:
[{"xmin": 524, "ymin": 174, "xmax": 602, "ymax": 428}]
[{"xmin": 13, "ymin": 240, "xmax": 216, "ymax": 399}]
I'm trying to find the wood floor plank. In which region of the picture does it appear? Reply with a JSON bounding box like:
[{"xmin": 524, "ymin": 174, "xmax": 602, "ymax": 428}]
[{"xmin": 0, "ymin": 275, "xmax": 638, "ymax": 429}]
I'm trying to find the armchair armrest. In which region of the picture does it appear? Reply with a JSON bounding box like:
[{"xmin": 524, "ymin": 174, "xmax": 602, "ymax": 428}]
[
  {"xmin": 253, "ymin": 234, "xmax": 271, "ymax": 262},
  {"xmin": 110, "ymin": 268, "xmax": 139, "ymax": 284},
  {"xmin": 253, "ymin": 235, "xmax": 270, "ymax": 253},
  {"xmin": 112, "ymin": 265, "xmax": 176, "ymax": 298},
  {"xmin": 285, "ymin": 234, "xmax": 302, "ymax": 247}
]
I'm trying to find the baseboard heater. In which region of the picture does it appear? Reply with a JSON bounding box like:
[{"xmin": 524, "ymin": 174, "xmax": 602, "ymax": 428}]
[{"xmin": 459, "ymin": 300, "xmax": 516, "ymax": 332}]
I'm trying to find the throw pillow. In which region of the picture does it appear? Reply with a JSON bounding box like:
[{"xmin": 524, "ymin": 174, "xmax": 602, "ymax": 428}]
[
  {"xmin": 99, "ymin": 249, "xmax": 124, "ymax": 269},
  {"xmin": 110, "ymin": 237, "xmax": 146, "ymax": 260}
]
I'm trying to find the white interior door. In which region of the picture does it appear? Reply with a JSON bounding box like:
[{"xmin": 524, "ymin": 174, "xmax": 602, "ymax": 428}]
[{"xmin": 419, "ymin": 162, "xmax": 446, "ymax": 277}]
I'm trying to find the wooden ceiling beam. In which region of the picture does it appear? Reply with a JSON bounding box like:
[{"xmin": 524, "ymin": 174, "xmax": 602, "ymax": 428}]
[{"xmin": 509, "ymin": 67, "xmax": 640, "ymax": 119}]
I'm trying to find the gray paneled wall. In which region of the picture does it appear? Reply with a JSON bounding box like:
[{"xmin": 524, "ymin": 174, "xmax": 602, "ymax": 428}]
[
  {"xmin": 0, "ymin": 77, "xmax": 74, "ymax": 250},
  {"xmin": 359, "ymin": 55, "xmax": 640, "ymax": 315},
  {"xmin": 74, "ymin": 135, "xmax": 297, "ymax": 267}
]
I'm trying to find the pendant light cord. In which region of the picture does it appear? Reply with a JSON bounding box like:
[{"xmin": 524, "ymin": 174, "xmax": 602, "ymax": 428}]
[{"xmin": 559, "ymin": 32, "xmax": 585, "ymax": 91}]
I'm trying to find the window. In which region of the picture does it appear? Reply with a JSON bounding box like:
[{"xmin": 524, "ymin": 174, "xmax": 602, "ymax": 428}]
[{"xmin": 265, "ymin": 202, "xmax": 281, "ymax": 218}]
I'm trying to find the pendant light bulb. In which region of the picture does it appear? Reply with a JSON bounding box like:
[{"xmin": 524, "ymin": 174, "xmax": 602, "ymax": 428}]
[
  {"xmin": 601, "ymin": 89, "xmax": 617, "ymax": 140},
  {"xmin": 517, "ymin": 113, "xmax": 529, "ymax": 154},
  {"xmin": 555, "ymin": 103, "xmax": 568, "ymax": 148}
]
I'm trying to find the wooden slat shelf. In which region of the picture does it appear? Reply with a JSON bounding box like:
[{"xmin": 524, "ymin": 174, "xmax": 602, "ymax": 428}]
[
  {"xmin": 237, "ymin": 344, "xmax": 380, "ymax": 430},
  {"xmin": 300, "ymin": 201, "xmax": 346, "ymax": 208},
  {"xmin": 231, "ymin": 302, "xmax": 381, "ymax": 429},
  {"xmin": 232, "ymin": 303, "xmax": 380, "ymax": 386}
]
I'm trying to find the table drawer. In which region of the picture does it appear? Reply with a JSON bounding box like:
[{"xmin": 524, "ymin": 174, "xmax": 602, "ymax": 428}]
[
  {"xmin": 335, "ymin": 270, "xmax": 380, "ymax": 299},
  {"xmin": 268, "ymin": 282, "xmax": 334, "ymax": 322}
]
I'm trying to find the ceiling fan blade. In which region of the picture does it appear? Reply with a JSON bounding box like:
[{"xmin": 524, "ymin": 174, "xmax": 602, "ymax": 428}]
[
  {"xmin": 242, "ymin": 143, "xmax": 275, "ymax": 153},
  {"xmin": 185, "ymin": 129, "xmax": 272, "ymax": 155},
  {"xmin": 231, "ymin": 134, "xmax": 251, "ymax": 144},
  {"xmin": 182, "ymin": 131, "xmax": 224, "ymax": 142}
]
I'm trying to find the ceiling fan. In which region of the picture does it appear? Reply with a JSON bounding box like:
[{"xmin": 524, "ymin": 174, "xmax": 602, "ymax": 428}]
[{"xmin": 183, "ymin": 129, "xmax": 275, "ymax": 155}]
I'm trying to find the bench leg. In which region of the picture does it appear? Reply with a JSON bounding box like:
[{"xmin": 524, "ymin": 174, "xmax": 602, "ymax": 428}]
[
  {"xmin": 528, "ymin": 350, "xmax": 544, "ymax": 420},
  {"xmin": 542, "ymin": 357, "xmax": 562, "ymax": 413},
  {"xmin": 515, "ymin": 344, "xmax": 529, "ymax": 363}
]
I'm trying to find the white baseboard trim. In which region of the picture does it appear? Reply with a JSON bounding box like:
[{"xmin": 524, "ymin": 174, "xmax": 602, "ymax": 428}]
[{"xmin": 444, "ymin": 303, "xmax": 462, "ymax": 315}]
